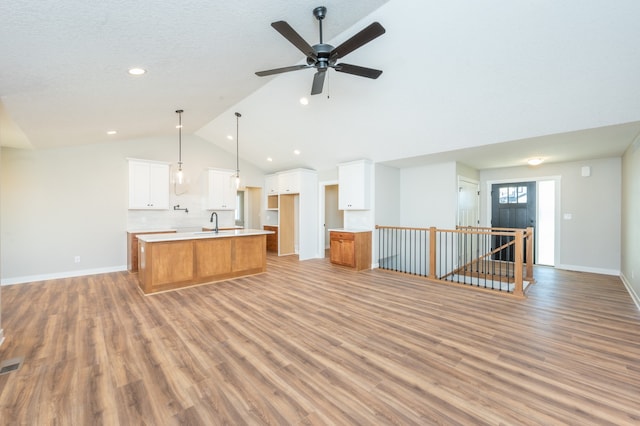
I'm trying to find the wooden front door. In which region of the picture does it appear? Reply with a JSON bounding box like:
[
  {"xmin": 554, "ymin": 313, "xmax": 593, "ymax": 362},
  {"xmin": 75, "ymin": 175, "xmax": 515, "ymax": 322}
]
[{"xmin": 491, "ymin": 182, "xmax": 536, "ymax": 262}]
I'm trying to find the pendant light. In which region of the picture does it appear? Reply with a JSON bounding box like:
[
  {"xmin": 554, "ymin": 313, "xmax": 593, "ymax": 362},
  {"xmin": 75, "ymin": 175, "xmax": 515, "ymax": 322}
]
[
  {"xmin": 235, "ymin": 112, "xmax": 241, "ymax": 188},
  {"xmin": 175, "ymin": 109, "xmax": 184, "ymax": 184}
]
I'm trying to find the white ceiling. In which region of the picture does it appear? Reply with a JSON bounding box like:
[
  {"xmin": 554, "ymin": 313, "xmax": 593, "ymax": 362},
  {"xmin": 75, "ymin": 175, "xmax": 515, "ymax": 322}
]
[{"xmin": 2, "ymin": 0, "xmax": 640, "ymax": 173}]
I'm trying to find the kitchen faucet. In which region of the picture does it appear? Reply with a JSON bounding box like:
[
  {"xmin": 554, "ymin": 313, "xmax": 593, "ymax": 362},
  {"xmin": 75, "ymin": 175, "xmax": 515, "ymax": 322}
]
[{"xmin": 209, "ymin": 212, "xmax": 219, "ymax": 233}]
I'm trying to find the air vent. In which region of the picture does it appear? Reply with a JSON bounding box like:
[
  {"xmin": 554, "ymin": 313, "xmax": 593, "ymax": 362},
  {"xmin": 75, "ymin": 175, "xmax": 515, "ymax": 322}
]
[{"xmin": 0, "ymin": 357, "xmax": 24, "ymax": 375}]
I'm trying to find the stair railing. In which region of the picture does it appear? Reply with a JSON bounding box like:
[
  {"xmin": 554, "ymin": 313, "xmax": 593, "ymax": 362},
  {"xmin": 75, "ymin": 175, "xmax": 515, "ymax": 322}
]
[{"xmin": 376, "ymin": 225, "xmax": 534, "ymax": 298}]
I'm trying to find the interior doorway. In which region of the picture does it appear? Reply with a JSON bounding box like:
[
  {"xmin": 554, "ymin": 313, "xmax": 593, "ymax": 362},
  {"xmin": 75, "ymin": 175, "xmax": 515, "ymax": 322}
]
[
  {"xmin": 318, "ymin": 181, "xmax": 343, "ymax": 258},
  {"xmin": 458, "ymin": 178, "xmax": 479, "ymax": 227},
  {"xmin": 239, "ymin": 187, "xmax": 262, "ymax": 229}
]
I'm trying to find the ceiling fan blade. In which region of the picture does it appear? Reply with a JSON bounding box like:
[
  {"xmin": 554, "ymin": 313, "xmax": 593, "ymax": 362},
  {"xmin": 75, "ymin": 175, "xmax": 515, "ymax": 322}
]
[
  {"xmin": 330, "ymin": 22, "xmax": 386, "ymax": 60},
  {"xmin": 311, "ymin": 70, "xmax": 327, "ymax": 95},
  {"xmin": 271, "ymin": 21, "xmax": 317, "ymax": 60},
  {"xmin": 255, "ymin": 65, "xmax": 310, "ymax": 77},
  {"xmin": 334, "ymin": 63, "xmax": 383, "ymax": 79}
]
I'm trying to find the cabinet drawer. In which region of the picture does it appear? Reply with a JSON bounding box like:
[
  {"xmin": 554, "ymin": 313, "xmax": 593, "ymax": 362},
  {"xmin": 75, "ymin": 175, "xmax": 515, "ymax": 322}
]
[{"xmin": 330, "ymin": 231, "xmax": 355, "ymax": 241}]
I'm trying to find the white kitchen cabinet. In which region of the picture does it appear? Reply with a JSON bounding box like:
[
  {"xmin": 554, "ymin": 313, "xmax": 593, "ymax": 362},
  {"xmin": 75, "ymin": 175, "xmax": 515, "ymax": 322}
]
[
  {"xmin": 128, "ymin": 159, "xmax": 170, "ymax": 210},
  {"xmin": 278, "ymin": 170, "xmax": 301, "ymax": 194},
  {"xmin": 207, "ymin": 168, "xmax": 237, "ymax": 210},
  {"xmin": 338, "ymin": 160, "xmax": 371, "ymax": 210},
  {"xmin": 277, "ymin": 169, "xmax": 318, "ymax": 260},
  {"xmin": 265, "ymin": 174, "xmax": 278, "ymax": 196}
]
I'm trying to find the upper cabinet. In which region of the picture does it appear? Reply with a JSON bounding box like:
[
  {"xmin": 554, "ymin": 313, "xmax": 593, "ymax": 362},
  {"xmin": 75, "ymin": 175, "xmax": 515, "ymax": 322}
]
[
  {"xmin": 128, "ymin": 159, "xmax": 170, "ymax": 210},
  {"xmin": 278, "ymin": 170, "xmax": 301, "ymax": 194},
  {"xmin": 207, "ymin": 168, "xmax": 237, "ymax": 210},
  {"xmin": 338, "ymin": 159, "xmax": 372, "ymax": 210},
  {"xmin": 265, "ymin": 174, "xmax": 278, "ymax": 196}
]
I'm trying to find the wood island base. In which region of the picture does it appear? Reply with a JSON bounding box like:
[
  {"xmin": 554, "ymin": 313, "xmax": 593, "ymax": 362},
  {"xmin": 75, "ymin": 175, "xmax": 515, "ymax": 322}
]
[{"xmin": 137, "ymin": 233, "xmax": 267, "ymax": 294}]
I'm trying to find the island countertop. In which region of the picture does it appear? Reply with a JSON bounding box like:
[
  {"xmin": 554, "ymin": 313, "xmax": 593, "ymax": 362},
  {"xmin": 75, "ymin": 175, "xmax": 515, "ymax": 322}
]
[{"xmin": 137, "ymin": 228, "xmax": 274, "ymax": 243}]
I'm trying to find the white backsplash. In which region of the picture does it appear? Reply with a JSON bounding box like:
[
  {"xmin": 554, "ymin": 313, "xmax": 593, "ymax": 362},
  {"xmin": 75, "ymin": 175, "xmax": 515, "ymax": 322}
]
[{"xmin": 127, "ymin": 191, "xmax": 237, "ymax": 232}]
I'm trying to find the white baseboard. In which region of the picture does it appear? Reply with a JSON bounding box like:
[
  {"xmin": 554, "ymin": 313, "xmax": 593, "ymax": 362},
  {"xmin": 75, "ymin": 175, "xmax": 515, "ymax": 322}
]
[
  {"xmin": 555, "ymin": 264, "xmax": 620, "ymax": 276},
  {"xmin": 1, "ymin": 265, "xmax": 128, "ymax": 286},
  {"xmin": 620, "ymin": 273, "xmax": 640, "ymax": 311}
]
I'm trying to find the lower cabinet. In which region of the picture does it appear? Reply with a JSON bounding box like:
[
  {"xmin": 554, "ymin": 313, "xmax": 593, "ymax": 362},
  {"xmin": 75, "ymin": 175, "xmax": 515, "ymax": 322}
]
[
  {"xmin": 329, "ymin": 231, "xmax": 372, "ymax": 271},
  {"xmin": 264, "ymin": 225, "xmax": 278, "ymax": 252},
  {"xmin": 127, "ymin": 230, "xmax": 176, "ymax": 272},
  {"xmin": 138, "ymin": 234, "xmax": 267, "ymax": 294}
]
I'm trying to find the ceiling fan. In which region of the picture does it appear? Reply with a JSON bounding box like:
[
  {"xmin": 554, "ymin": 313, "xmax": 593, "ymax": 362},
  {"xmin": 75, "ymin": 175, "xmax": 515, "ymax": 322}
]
[{"xmin": 255, "ymin": 6, "xmax": 386, "ymax": 95}]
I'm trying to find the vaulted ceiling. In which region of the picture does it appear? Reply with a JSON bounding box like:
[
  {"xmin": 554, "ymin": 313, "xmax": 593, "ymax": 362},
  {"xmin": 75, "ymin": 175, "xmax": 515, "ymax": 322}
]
[{"xmin": 2, "ymin": 0, "xmax": 640, "ymax": 172}]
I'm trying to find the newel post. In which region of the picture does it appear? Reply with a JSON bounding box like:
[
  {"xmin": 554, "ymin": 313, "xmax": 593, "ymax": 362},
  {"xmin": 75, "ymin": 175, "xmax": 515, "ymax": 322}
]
[
  {"xmin": 429, "ymin": 227, "xmax": 437, "ymax": 279},
  {"xmin": 525, "ymin": 227, "xmax": 534, "ymax": 282},
  {"xmin": 513, "ymin": 230, "xmax": 524, "ymax": 297}
]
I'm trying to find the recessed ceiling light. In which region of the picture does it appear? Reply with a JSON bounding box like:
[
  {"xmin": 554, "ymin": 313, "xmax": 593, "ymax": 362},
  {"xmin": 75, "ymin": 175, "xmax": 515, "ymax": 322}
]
[
  {"xmin": 293, "ymin": 149, "xmax": 301, "ymax": 155},
  {"xmin": 267, "ymin": 157, "xmax": 273, "ymax": 162},
  {"xmin": 128, "ymin": 67, "xmax": 146, "ymax": 75},
  {"xmin": 106, "ymin": 130, "xmax": 117, "ymax": 135},
  {"xmin": 299, "ymin": 97, "xmax": 309, "ymax": 106},
  {"xmin": 527, "ymin": 158, "xmax": 544, "ymax": 166},
  {"xmin": 227, "ymin": 135, "xmax": 233, "ymax": 140}
]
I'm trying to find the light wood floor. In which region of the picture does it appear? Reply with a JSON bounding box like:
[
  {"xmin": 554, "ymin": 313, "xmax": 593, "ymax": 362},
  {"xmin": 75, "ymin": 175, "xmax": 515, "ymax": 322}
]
[{"xmin": 1, "ymin": 254, "xmax": 639, "ymax": 425}]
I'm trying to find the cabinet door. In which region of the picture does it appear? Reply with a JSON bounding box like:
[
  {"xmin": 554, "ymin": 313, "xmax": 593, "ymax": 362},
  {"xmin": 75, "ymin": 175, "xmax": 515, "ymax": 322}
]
[
  {"xmin": 128, "ymin": 160, "xmax": 169, "ymax": 209},
  {"xmin": 148, "ymin": 163, "xmax": 170, "ymax": 209},
  {"xmin": 265, "ymin": 174, "xmax": 278, "ymax": 195},
  {"xmin": 278, "ymin": 171, "xmax": 300, "ymax": 194},
  {"xmin": 330, "ymin": 233, "xmax": 356, "ymax": 267},
  {"xmin": 338, "ymin": 161, "xmax": 371, "ymax": 210},
  {"xmin": 330, "ymin": 238, "xmax": 342, "ymax": 264},
  {"xmin": 207, "ymin": 169, "xmax": 237, "ymax": 210}
]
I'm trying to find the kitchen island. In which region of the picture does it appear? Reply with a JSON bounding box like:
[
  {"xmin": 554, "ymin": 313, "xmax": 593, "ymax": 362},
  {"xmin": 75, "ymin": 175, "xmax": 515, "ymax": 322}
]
[{"xmin": 137, "ymin": 228, "xmax": 274, "ymax": 294}]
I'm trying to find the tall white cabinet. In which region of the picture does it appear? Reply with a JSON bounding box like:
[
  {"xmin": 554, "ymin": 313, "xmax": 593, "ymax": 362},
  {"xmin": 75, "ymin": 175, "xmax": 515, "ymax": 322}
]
[
  {"xmin": 264, "ymin": 168, "xmax": 318, "ymax": 260},
  {"xmin": 338, "ymin": 159, "xmax": 372, "ymax": 210},
  {"xmin": 128, "ymin": 159, "xmax": 170, "ymax": 210}
]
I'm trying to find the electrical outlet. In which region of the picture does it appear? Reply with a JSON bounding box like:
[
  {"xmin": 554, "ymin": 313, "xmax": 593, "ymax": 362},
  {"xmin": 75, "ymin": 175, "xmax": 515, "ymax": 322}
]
[{"xmin": 74, "ymin": 256, "xmax": 81, "ymax": 263}]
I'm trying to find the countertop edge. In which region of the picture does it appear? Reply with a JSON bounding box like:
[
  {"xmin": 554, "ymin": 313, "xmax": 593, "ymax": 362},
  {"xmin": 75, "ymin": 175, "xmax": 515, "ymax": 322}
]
[
  {"xmin": 328, "ymin": 228, "xmax": 372, "ymax": 233},
  {"xmin": 137, "ymin": 228, "xmax": 274, "ymax": 243}
]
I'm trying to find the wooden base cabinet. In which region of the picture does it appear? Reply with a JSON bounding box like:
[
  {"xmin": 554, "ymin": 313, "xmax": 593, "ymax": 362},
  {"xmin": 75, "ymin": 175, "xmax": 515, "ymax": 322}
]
[
  {"xmin": 138, "ymin": 234, "xmax": 267, "ymax": 294},
  {"xmin": 330, "ymin": 231, "xmax": 371, "ymax": 271},
  {"xmin": 264, "ymin": 225, "xmax": 278, "ymax": 252},
  {"xmin": 127, "ymin": 230, "xmax": 175, "ymax": 272}
]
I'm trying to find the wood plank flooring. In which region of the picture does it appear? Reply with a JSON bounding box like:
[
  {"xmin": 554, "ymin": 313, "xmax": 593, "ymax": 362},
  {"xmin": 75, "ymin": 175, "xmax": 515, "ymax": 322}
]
[{"xmin": 1, "ymin": 254, "xmax": 639, "ymax": 425}]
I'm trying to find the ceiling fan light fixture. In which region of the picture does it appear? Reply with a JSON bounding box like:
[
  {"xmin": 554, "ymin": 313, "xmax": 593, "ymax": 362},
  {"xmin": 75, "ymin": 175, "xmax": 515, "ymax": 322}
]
[{"xmin": 255, "ymin": 6, "xmax": 386, "ymax": 95}]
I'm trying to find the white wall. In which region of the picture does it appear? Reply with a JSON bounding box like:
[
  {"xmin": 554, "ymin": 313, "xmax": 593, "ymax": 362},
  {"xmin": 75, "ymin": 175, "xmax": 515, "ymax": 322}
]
[
  {"xmin": 0, "ymin": 135, "xmax": 266, "ymax": 284},
  {"xmin": 0, "ymin": 147, "xmax": 3, "ymax": 345},
  {"xmin": 480, "ymin": 157, "xmax": 621, "ymax": 275},
  {"xmin": 621, "ymin": 141, "xmax": 640, "ymax": 307},
  {"xmin": 399, "ymin": 161, "xmax": 458, "ymax": 229},
  {"xmin": 375, "ymin": 164, "xmax": 400, "ymax": 227}
]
